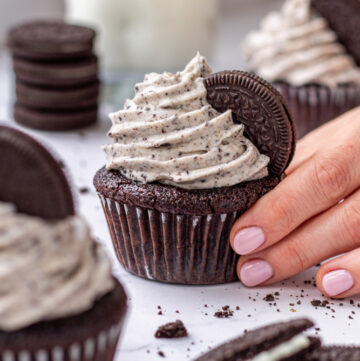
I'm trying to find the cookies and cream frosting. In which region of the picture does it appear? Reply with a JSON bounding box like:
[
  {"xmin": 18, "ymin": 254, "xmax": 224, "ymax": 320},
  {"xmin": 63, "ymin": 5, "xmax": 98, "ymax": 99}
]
[
  {"xmin": 0, "ymin": 202, "xmax": 114, "ymax": 331},
  {"xmin": 104, "ymin": 53, "xmax": 269, "ymax": 190},
  {"xmin": 242, "ymin": 0, "xmax": 360, "ymax": 86}
]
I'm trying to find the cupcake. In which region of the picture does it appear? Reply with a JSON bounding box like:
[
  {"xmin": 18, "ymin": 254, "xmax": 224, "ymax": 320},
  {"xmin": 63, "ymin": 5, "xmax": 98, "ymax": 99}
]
[
  {"xmin": 0, "ymin": 125, "xmax": 127, "ymax": 360},
  {"xmin": 0, "ymin": 203, "xmax": 127, "ymax": 360},
  {"xmin": 242, "ymin": 0, "xmax": 360, "ymax": 138},
  {"xmin": 94, "ymin": 53, "xmax": 295, "ymax": 285}
]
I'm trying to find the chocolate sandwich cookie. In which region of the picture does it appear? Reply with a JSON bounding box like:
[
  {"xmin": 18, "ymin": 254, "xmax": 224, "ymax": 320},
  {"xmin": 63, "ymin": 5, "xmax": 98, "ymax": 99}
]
[
  {"xmin": 194, "ymin": 318, "xmax": 320, "ymax": 361},
  {"xmin": 306, "ymin": 346, "xmax": 360, "ymax": 360},
  {"xmin": 204, "ymin": 71, "xmax": 296, "ymax": 176},
  {"xmin": 312, "ymin": 0, "xmax": 360, "ymax": 66},
  {"xmin": 14, "ymin": 103, "xmax": 98, "ymax": 131},
  {"xmin": 13, "ymin": 55, "xmax": 98, "ymax": 87},
  {"xmin": 16, "ymin": 81, "xmax": 100, "ymax": 110},
  {"xmin": 0, "ymin": 124, "xmax": 74, "ymax": 219},
  {"xmin": 7, "ymin": 21, "xmax": 96, "ymax": 60}
]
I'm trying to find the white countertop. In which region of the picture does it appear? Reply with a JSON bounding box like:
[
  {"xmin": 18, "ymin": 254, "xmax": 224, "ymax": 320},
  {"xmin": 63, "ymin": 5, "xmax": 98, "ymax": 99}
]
[{"xmin": 1, "ymin": 16, "xmax": 360, "ymax": 359}]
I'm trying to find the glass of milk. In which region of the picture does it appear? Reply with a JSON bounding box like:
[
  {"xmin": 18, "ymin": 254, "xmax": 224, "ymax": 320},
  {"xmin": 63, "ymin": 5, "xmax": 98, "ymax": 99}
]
[{"xmin": 65, "ymin": 0, "xmax": 218, "ymax": 72}]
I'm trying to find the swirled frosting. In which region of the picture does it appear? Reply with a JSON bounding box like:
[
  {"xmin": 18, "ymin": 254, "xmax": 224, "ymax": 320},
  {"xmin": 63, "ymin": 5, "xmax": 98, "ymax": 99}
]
[
  {"xmin": 242, "ymin": 0, "xmax": 360, "ymax": 86},
  {"xmin": 104, "ymin": 53, "xmax": 269, "ymax": 189},
  {"xmin": 0, "ymin": 202, "xmax": 114, "ymax": 331}
]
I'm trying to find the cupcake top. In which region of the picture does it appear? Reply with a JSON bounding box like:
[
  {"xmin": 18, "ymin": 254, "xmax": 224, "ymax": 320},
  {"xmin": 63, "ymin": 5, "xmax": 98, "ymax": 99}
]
[
  {"xmin": 0, "ymin": 202, "xmax": 114, "ymax": 331},
  {"xmin": 104, "ymin": 53, "xmax": 269, "ymax": 190},
  {"xmin": 242, "ymin": 0, "xmax": 360, "ymax": 87}
]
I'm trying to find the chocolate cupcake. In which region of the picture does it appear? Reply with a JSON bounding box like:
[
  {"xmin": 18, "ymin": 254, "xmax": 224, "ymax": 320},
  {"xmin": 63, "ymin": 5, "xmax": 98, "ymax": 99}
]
[
  {"xmin": 0, "ymin": 125, "xmax": 127, "ymax": 360},
  {"xmin": 94, "ymin": 54, "xmax": 295, "ymax": 285},
  {"xmin": 242, "ymin": 0, "xmax": 360, "ymax": 138},
  {"xmin": 0, "ymin": 203, "xmax": 127, "ymax": 360}
]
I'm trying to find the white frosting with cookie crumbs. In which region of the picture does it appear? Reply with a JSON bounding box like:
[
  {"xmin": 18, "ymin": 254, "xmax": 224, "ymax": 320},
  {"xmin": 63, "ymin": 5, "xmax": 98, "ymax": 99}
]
[
  {"xmin": 250, "ymin": 335, "xmax": 310, "ymax": 361},
  {"xmin": 0, "ymin": 202, "xmax": 114, "ymax": 331},
  {"xmin": 242, "ymin": 0, "xmax": 360, "ymax": 86},
  {"xmin": 103, "ymin": 53, "xmax": 269, "ymax": 189}
]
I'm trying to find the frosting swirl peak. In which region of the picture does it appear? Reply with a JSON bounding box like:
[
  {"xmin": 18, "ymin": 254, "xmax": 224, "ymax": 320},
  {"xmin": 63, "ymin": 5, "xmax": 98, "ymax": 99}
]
[
  {"xmin": 243, "ymin": 0, "xmax": 360, "ymax": 87},
  {"xmin": 0, "ymin": 203, "xmax": 114, "ymax": 331},
  {"xmin": 104, "ymin": 54, "xmax": 269, "ymax": 189}
]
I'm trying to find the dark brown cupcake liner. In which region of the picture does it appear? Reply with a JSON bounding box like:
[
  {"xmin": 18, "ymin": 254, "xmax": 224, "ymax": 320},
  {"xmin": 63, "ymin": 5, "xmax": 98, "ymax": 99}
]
[
  {"xmin": 98, "ymin": 194, "xmax": 240, "ymax": 285},
  {"xmin": 0, "ymin": 319, "xmax": 124, "ymax": 361},
  {"xmin": 274, "ymin": 82, "xmax": 360, "ymax": 138}
]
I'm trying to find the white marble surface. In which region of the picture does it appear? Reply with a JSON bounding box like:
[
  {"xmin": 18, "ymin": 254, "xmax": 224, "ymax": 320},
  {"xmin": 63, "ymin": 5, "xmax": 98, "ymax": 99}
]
[{"xmin": 0, "ymin": 2, "xmax": 360, "ymax": 359}]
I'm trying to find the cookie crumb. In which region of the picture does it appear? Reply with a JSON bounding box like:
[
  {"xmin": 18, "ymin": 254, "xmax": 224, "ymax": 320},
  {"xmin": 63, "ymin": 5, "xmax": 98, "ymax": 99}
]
[{"xmin": 155, "ymin": 320, "xmax": 188, "ymax": 339}]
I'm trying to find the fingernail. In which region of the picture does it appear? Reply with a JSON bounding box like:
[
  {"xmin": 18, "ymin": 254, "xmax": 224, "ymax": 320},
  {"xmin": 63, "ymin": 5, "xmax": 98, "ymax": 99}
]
[
  {"xmin": 233, "ymin": 226, "xmax": 266, "ymax": 255},
  {"xmin": 322, "ymin": 269, "xmax": 354, "ymax": 297},
  {"xmin": 240, "ymin": 259, "xmax": 274, "ymax": 287}
]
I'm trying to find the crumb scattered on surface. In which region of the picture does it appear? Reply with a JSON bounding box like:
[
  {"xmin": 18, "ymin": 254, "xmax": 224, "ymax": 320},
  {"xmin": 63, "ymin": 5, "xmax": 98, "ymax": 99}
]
[
  {"xmin": 155, "ymin": 320, "xmax": 188, "ymax": 339},
  {"xmin": 158, "ymin": 350, "xmax": 165, "ymax": 358}
]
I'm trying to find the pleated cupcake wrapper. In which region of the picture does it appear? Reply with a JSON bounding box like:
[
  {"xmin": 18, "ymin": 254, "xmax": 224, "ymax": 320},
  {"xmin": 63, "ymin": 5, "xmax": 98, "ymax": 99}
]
[
  {"xmin": 99, "ymin": 194, "xmax": 240, "ymax": 285},
  {"xmin": 1, "ymin": 320, "xmax": 124, "ymax": 361},
  {"xmin": 274, "ymin": 82, "xmax": 360, "ymax": 138}
]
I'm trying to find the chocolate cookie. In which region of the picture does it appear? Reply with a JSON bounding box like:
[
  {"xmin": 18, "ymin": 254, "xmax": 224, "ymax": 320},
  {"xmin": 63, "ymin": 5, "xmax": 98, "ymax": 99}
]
[
  {"xmin": 14, "ymin": 103, "xmax": 98, "ymax": 131},
  {"xmin": 0, "ymin": 124, "xmax": 75, "ymax": 219},
  {"xmin": 306, "ymin": 346, "xmax": 360, "ymax": 360},
  {"xmin": 16, "ymin": 81, "xmax": 99, "ymax": 110},
  {"xmin": 194, "ymin": 319, "xmax": 319, "ymax": 361},
  {"xmin": 7, "ymin": 21, "xmax": 95, "ymax": 60},
  {"xmin": 312, "ymin": 0, "xmax": 360, "ymax": 65},
  {"xmin": 204, "ymin": 71, "xmax": 296, "ymax": 176},
  {"xmin": 13, "ymin": 55, "xmax": 98, "ymax": 87}
]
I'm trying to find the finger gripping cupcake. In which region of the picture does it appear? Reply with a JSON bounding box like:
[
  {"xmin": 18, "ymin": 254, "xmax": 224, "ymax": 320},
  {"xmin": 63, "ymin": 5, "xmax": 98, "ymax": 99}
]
[
  {"xmin": 0, "ymin": 202, "xmax": 127, "ymax": 361},
  {"xmin": 242, "ymin": 0, "xmax": 360, "ymax": 137},
  {"xmin": 94, "ymin": 53, "xmax": 294, "ymax": 284}
]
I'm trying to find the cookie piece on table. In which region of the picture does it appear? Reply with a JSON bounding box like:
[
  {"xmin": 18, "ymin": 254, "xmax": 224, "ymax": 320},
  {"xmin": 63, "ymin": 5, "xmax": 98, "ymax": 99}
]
[
  {"xmin": 7, "ymin": 21, "xmax": 96, "ymax": 60},
  {"xmin": 14, "ymin": 103, "xmax": 98, "ymax": 131},
  {"xmin": 0, "ymin": 124, "xmax": 75, "ymax": 219},
  {"xmin": 194, "ymin": 318, "xmax": 319, "ymax": 361},
  {"xmin": 155, "ymin": 320, "xmax": 188, "ymax": 339}
]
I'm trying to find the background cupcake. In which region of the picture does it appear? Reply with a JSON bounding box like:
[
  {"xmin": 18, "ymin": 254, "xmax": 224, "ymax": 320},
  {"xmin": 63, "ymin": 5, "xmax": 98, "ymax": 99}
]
[
  {"xmin": 94, "ymin": 54, "xmax": 295, "ymax": 285},
  {"xmin": 0, "ymin": 125, "xmax": 127, "ymax": 361},
  {"xmin": 242, "ymin": 0, "xmax": 360, "ymax": 138}
]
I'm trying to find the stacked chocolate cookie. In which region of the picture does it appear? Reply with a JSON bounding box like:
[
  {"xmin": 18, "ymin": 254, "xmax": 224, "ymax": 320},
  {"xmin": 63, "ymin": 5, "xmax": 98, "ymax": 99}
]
[{"xmin": 7, "ymin": 21, "xmax": 99, "ymax": 131}]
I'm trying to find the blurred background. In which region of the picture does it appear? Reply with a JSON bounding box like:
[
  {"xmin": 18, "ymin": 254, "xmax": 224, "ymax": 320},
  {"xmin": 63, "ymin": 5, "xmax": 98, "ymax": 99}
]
[{"xmin": 0, "ymin": 0, "xmax": 283, "ymax": 108}]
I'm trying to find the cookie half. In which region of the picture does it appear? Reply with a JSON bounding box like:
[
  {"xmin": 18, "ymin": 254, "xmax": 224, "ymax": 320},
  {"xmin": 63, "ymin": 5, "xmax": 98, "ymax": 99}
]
[
  {"xmin": 194, "ymin": 318, "xmax": 319, "ymax": 361},
  {"xmin": 0, "ymin": 124, "xmax": 75, "ymax": 219},
  {"xmin": 204, "ymin": 71, "xmax": 296, "ymax": 176},
  {"xmin": 312, "ymin": 0, "xmax": 360, "ymax": 65},
  {"xmin": 14, "ymin": 103, "xmax": 98, "ymax": 131},
  {"xmin": 306, "ymin": 346, "xmax": 360, "ymax": 360},
  {"xmin": 7, "ymin": 21, "xmax": 95, "ymax": 60}
]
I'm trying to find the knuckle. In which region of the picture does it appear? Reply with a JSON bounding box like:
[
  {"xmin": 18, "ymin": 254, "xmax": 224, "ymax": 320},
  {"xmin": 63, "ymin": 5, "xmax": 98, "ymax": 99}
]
[
  {"xmin": 341, "ymin": 201, "xmax": 360, "ymax": 248},
  {"xmin": 270, "ymin": 197, "xmax": 294, "ymax": 233},
  {"xmin": 312, "ymin": 154, "xmax": 350, "ymax": 203},
  {"xmin": 280, "ymin": 241, "xmax": 310, "ymax": 274}
]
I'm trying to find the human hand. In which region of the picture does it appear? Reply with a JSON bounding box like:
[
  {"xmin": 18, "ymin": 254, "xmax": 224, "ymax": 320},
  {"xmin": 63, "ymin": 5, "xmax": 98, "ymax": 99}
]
[{"xmin": 230, "ymin": 107, "xmax": 360, "ymax": 298}]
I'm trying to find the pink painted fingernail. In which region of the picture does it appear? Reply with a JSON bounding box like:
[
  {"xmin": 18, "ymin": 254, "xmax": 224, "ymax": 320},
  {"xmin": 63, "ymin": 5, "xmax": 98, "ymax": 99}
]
[
  {"xmin": 233, "ymin": 227, "xmax": 265, "ymax": 255},
  {"xmin": 240, "ymin": 259, "xmax": 274, "ymax": 287},
  {"xmin": 322, "ymin": 269, "xmax": 354, "ymax": 297}
]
